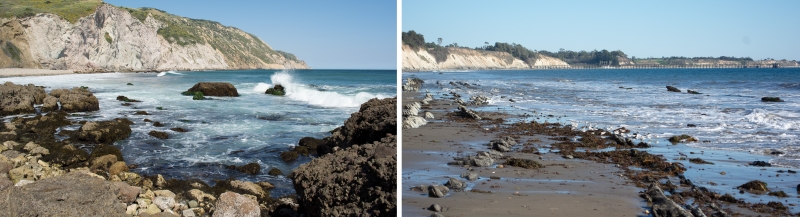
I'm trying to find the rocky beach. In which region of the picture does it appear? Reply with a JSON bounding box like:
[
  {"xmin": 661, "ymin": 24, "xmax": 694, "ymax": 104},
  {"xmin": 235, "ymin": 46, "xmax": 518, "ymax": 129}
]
[
  {"xmin": 401, "ymin": 74, "xmax": 799, "ymax": 216},
  {"xmin": 0, "ymin": 70, "xmax": 396, "ymax": 216}
]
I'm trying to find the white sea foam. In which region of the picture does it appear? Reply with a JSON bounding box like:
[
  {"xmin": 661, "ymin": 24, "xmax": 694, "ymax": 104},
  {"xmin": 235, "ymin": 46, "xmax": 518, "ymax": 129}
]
[{"xmin": 255, "ymin": 70, "xmax": 385, "ymax": 108}]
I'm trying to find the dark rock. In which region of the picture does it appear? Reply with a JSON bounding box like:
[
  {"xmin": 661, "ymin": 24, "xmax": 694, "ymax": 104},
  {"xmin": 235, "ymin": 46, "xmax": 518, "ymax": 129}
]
[
  {"xmin": 134, "ymin": 111, "xmax": 149, "ymax": 115},
  {"xmin": 265, "ymin": 84, "xmax": 286, "ymax": 96},
  {"xmin": 186, "ymin": 82, "xmax": 239, "ymax": 97},
  {"xmin": 643, "ymin": 184, "xmax": 694, "ymax": 217},
  {"xmin": 268, "ymin": 168, "xmax": 283, "ymax": 176},
  {"xmin": 181, "ymin": 91, "xmax": 206, "ymax": 100},
  {"xmin": 687, "ymin": 124, "xmax": 697, "ymax": 127},
  {"xmin": 460, "ymin": 172, "xmax": 478, "ymax": 181},
  {"xmin": 505, "ymin": 158, "xmax": 543, "ymax": 169},
  {"xmin": 236, "ymin": 162, "xmax": 260, "ymax": 175},
  {"xmin": 668, "ymin": 134, "xmax": 698, "ymax": 143},
  {"xmin": 89, "ymin": 144, "xmax": 123, "ymax": 163},
  {"xmin": 687, "ymin": 90, "xmax": 701, "ymax": 94},
  {"xmin": 148, "ymin": 131, "xmax": 169, "ymax": 139},
  {"xmin": 490, "ymin": 136, "xmax": 516, "ymax": 152},
  {"xmin": 298, "ymin": 137, "xmax": 324, "ymax": 156},
  {"xmin": 76, "ymin": 118, "xmax": 133, "ymax": 144},
  {"xmin": 115, "ymin": 95, "xmax": 141, "ymax": 102},
  {"xmin": 431, "ymin": 213, "xmax": 445, "ymax": 217},
  {"xmin": 291, "ymin": 135, "xmax": 396, "ymax": 217},
  {"xmin": 444, "ymin": 178, "xmax": 466, "ymax": 192},
  {"xmin": 428, "ymin": 185, "xmax": 449, "ymax": 198},
  {"xmin": 214, "ymin": 191, "xmax": 259, "ymax": 217},
  {"xmin": 738, "ymin": 180, "xmax": 768, "ymax": 192},
  {"xmin": 457, "ymin": 105, "xmax": 481, "ymax": 120},
  {"xmin": 0, "ymin": 171, "xmax": 128, "ymax": 217},
  {"xmin": 318, "ymin": 97, "xmax": 396, "ymax": 156},
  {"xmin": 666, "ymin": 86, "xmax": 681, "ymax": 92},
  {"xmin": 761, "ymin": 97, "xmax": 784, "ymax": 102},
  {"xmin": 688, "ymin": 158, "xmax": 714, "ymax": 165},
  {"xmin": 280, "ymin": 150, "xmax": 299, "ymax": 162},
  {"xmin": 769, "ymin": 151, "xmax": 784, "ymax": 155},
  {"xmin": 170, "ymin": 127, "xmax": 188, "ymax": 132},
  {"xmin": 126, "ymin": 83, "xmax": 133, "ymax": 86},
  {"xmin": 768, "ymin": 191, "xmax": 788, "ymax": 197},
  {"xmin": 749, "ymin": 161, "xmax": 772, "ymax": 167},
  {"xmin": 152, "ymin": 121, "xmax": 163, "ymax": 127}
]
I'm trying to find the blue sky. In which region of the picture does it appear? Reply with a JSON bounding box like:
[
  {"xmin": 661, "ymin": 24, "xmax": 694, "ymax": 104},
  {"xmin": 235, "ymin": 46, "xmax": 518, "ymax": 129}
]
[
  {"xmin": 403, "ymin": 0, "xmax": 800, "ymax": 61},
  {"xmin": 106, "ymin": 0, "xmax": 396, "ymax": 69}
]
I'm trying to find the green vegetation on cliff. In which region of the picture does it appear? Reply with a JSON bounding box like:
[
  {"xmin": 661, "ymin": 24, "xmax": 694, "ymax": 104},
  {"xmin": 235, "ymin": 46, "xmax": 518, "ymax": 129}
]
[
  {"xmin": 0, "ymin": 0, "xmax": 102, "ymax": 23},
  {"xmin": 121, "ymin": 7, "xmax": 302, "ymax": 66}
]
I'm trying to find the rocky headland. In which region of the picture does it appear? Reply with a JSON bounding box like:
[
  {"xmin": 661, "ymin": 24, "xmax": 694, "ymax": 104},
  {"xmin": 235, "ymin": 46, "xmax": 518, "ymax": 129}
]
[
  {"xmin": 0, "ymin": 81, "xmax": 397, "ymax": 216},
  {"xmin": 0, "ymin": 1, "xmax": 308, "ymax": 72}
]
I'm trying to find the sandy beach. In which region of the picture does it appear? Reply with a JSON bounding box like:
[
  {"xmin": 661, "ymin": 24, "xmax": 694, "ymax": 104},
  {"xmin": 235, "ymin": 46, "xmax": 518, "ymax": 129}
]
[
  {"xmin": 401, "ymin": 76, "xmax": 793, "ymax": 216},
  {"xmin": 0, "ymin": 68, "xmax": 76, "ymax": 78},
  {"xmin": 402, "ymin": 92, "xmax": 645, "ymax": 216}
]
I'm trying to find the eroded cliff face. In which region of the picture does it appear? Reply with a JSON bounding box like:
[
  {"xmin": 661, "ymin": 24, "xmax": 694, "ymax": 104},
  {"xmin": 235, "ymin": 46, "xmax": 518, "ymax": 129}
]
[
  {"xmin": 402, "ymin": 44, "xmax": 568, "ymax": 71},
  {"xmin": 0, "ymin": 4, "xmax": 308, "ymax": 71}
]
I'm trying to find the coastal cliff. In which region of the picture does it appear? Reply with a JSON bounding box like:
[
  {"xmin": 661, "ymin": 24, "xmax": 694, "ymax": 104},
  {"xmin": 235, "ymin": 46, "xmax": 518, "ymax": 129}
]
[
  {"xmin": 402, "ymin": 44, "xmax": 569, "ymax": 71},
  {"xmin": 0, "ymin": 2, "xmax": 308, "ymax": 72}
]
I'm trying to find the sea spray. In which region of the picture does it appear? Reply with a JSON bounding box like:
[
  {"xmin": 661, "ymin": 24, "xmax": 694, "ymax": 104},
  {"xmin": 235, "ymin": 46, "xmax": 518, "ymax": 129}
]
[{"xmin": 251, "ymin": 70, "xmax": 386, "ymax": 108}]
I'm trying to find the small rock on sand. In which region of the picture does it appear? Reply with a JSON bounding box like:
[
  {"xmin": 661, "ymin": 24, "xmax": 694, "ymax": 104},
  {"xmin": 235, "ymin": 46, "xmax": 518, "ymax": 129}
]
[{"xmin": 428, "ymin": 185, "xmax": 449, "ymax": 198}]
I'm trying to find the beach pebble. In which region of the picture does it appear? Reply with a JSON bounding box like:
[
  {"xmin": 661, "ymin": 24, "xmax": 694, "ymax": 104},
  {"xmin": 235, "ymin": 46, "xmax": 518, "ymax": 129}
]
[
  {"xmin": 144, "ymin": 204, "xmax": 161, "ymax": 214},
  {"xmin": 428, "ymin": 204, "xmax": 443, "ymax": 212},
  {"xmin": 564, "ymin": 155, "xmax": 574, "ymax": 159},
  {"xmin": 182, "ymin": 209, "xmax": 197, "ymax": 217},
  {"xmin": 188, "ymin": 200, "xmax": 198, "ymax": 208},
  {"xmin": 126, "ymin": 204, "xmax": 138, "ymax": 215},
  {"xmin": 428, "ymin": 185, "xmax": 449, "ymax": 198},
  {"xmin": 720, "ymin": 171, "xmax": 726, "ymax": 175},
  {"xmin": 496, "ymin": 165, "xmax": 504, "ymax": 168},
  {"xmin": 153, "ymin": 196, "xmax": 175, "ymax": 210}
]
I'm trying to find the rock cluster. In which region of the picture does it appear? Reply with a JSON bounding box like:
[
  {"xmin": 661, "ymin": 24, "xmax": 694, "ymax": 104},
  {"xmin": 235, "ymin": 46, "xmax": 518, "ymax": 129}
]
[
  {"xmin": 0, "ymin": 82, "xmax": 99, "ymax": 116},
  {"xmin": 489, "ymin": 136, "xmax": 517, "ymax": 152},
  {"xmin": 402, "ymin": 77, "xmax": 424, "ymax": 92},
  {"xmin": 318, "ymin": 97, "xmax": 396, "ymax": 155},
  {"xmin": 265, "ymin": 84, "xmax": 286, "ymax": 96}
]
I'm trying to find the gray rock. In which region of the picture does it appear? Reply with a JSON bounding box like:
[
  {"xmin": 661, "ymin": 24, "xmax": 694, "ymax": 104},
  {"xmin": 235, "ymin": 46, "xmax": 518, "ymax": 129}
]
[
  {"xmin": 188, "ymin": 200, "xmax": 198, "ymax": 208},
  {"xmin": 0, "ymin": 160, "xmax": 12, "ymax": 174},
  {"xmin": 153, "ymin": 196, "xmax": 175, "ymax": 211},
  {"xmin": 428, "ymin": 185, "xmax": 449, "ymax": 198},
  {"xmin": 0, "ymin": 176, "xmax": 12, "ymax": 191},
  {"xmin": 643, "ymin": 184, "xmax": 694, "ymax": 217},
  {"xmin": 460, "ymin": 172, "xmax": 478, "ymax": 181},
  {"xmin": 213, "ymin": 191, "xmax": 259, "ymax": 217},
  {"xmin": 458, "ymin": 105, "xmax": 481, "ymax": 120},
  {"xmin": 429, "ymin": 204, "xmax": 442, "ymax": 212},
  {"xmin": 490, "ymin": 137, "xmax": 516, "ymax": 152},
  {"xmin": 182, "ymin": 209, "xmax": 197, "ymax": 217},
  {"xmin": 0, "ymin": 171, "xmax": 127, "ymax": 217},
  {"xmin": 431, "ymin": 213, "xmax": 445, "ymax": 217},
  {"xmin": 113, "ymin": 182, "xmax": 141, "ymax": 203},
  {"xmin": 445, "ymin": 178, "xmax": 466, "ymax": 191}
]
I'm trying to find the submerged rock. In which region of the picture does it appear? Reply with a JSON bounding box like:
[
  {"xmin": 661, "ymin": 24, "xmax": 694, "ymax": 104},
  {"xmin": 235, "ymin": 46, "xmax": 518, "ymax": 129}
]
[
  {"xmin": 668, "ymin": 134, "xmax": 698, "ymax": 143},
  {"xmin": 148, "ymin": 130, "xmax": 169, "ymax": 139},
  {"xmin": 761, "ymin": 97, "xmax": 784, "ymax": 102},
  {"xmin": 738, "ymin": 180, "xmax": 768, "ymax": 192},
  {"xmin": 749, "ymin": 161, "xmax": 772, "ymax": 167},
  {"xmin": 186, "ymin": 82, "xmax": 239, "ymax": 97}
]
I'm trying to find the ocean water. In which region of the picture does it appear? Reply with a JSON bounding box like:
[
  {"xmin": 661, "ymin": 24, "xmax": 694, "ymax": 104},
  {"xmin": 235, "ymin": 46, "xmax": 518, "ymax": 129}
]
[
  {"xmin": 405, "ymin": 68, "xmax": 800, "ymax": 168},
  {"xmin": 2, "ymin": 69, "xmax": 395, "ymax": 196}
]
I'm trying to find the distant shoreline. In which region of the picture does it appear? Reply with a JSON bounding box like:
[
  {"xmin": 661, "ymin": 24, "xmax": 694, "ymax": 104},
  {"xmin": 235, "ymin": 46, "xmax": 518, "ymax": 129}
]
[{"xmin": 403, "ymin": 65, "xmax": 800, "ymax": 72}]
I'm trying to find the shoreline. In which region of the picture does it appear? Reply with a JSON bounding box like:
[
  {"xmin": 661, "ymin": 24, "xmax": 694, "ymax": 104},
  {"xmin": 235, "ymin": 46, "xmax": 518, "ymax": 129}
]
[
  {"xmin": 0, "ymin": 67, "xmax": 317, "ymax": 78},
  {"xmin": 401, "ymin": 77, "xmax": 797, "ymax": 216},
  {"xmin": 402, "ymin": 66, "xmax": 800, "ymax": 72}
]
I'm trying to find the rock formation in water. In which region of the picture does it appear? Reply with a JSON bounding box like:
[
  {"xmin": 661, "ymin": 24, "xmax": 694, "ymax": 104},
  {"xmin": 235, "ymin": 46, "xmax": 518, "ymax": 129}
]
[{"xmin": 0, "ymin": 2, "xmax": 308, "ymax": 71}]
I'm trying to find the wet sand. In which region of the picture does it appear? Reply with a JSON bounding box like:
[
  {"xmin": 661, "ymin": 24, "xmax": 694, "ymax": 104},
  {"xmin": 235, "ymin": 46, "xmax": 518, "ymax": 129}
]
[
  {"xmin": 0, "ymin": 68, "xmax": 75, "ymax": 77},
  {"xmin": 402, "ymin": 94, "xmax": 646, "ymax": 216}
]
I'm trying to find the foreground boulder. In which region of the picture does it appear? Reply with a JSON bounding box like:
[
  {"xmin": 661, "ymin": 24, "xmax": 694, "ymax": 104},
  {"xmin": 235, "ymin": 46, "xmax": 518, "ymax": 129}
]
[
  {"xmin": 0, "ymin": 82, "xmax": 48, "ymax": 115},
  {"xmin": 292, "ymin": 135, "xmax": 396, "ymax": 217},
  {"xmin": 0, "ymin": 171, "xmax": 128, "ymax": 217},
  {"xmin": 186, "ymin": 82, "xmax": 239, "ymax": 97},
  {"xmin": 43, "ymin": 87, "xmax": 100, "ymax": 113},
  {"xmin": 319, "ymin": 97, "xmax": 396, "ymax": 155}
]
